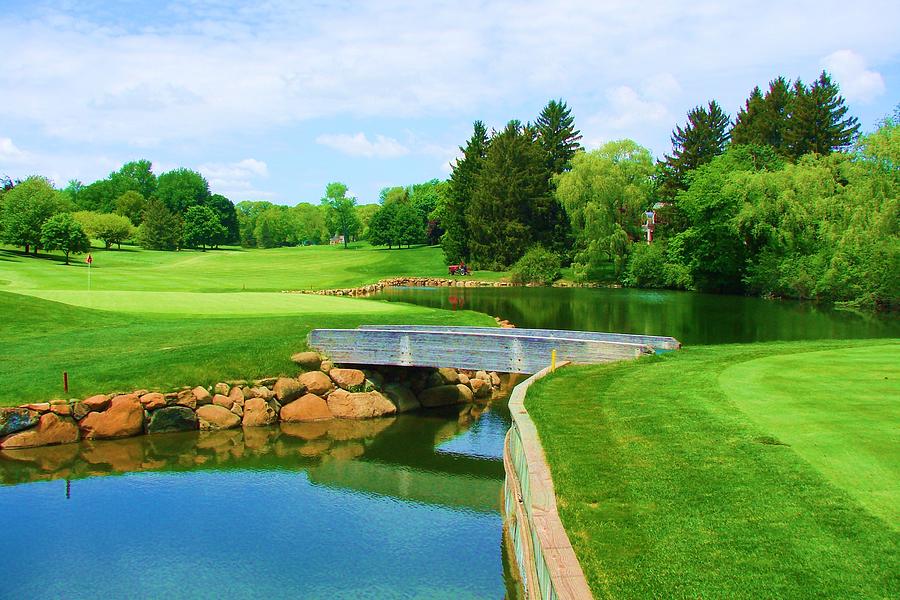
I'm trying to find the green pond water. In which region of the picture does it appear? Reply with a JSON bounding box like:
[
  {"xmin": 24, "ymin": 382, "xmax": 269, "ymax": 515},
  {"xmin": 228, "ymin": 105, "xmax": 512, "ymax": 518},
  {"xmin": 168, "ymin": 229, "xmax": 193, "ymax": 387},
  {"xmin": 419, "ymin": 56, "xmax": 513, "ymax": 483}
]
[
  {"xmin": 372, "ymin": 286, "xmax": 900, "ymax": 344},
  {"xmin": 0, "ymin": 405, "xmax": 517, "ymax": 599}
]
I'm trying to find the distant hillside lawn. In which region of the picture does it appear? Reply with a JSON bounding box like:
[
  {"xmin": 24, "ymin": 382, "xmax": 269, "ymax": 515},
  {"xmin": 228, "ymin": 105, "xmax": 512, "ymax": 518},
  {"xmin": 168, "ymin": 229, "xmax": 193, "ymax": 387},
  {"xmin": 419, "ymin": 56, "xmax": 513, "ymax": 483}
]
[
  {"xmin": 525, "ymin": 340, "xmax": 899, "ymax": 598},
  {"xmin": 0, "ymin": 243, "xmax": 500, "ymax": 404}
]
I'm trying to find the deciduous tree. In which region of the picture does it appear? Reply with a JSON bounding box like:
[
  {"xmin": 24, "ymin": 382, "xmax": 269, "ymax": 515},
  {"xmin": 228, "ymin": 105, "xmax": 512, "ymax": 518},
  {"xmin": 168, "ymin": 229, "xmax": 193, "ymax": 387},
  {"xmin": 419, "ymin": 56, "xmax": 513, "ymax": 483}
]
[
  {"xmin": 182, "ymin": 205, "xmax": 226, "ymax": 250},
  {"xmin": 40, "ymin": 213, "xmax": 90, "ymax": 264},
  {"xmin": 321, "ymin": 182, "xmax": 360, "ymax": 248},
  {"xmin": 0, "ymin": 176, "xmax": 63, "ymax": 254}
]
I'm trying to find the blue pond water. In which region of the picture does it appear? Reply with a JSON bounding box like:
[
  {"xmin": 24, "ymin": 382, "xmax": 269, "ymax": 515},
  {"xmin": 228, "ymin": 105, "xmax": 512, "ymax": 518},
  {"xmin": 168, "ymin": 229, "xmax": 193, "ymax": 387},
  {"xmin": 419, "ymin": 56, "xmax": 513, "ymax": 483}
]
[{"xmin": 0, "ymin": 406, "xmax": 515, "ymax": 599}]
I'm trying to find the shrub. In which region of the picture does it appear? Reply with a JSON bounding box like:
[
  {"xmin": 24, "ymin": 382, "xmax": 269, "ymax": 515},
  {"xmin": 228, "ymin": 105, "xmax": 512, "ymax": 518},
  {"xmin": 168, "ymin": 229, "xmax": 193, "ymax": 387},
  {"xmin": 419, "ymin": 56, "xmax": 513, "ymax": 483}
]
[
  {"xmin": 624, "ymin": 241, "xmax": 692, "ymax": 289},
  {"xmin": 510, "ymin": 245, "xmax": 562, "ymax": 285}
]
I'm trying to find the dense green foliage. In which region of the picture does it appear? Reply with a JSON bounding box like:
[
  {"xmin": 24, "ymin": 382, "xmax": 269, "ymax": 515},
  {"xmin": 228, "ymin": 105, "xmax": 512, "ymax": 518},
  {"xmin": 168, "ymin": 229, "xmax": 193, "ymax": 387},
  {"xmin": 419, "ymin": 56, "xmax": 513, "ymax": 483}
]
[
  {"xmin": 73, "ymin": 211, "xmax": 135, "ymax": 249},
  {"xmin": 321, "ymin": 182, "xmax": 361, "ymax": 248},
  {"xmin": 39, "ymin": 213, "xmax": 90, "ymax": 264},
  {"xmin": 442, "ymin": 121, "xmax": 489, "ymax": 263},
  {"xmin": 182, "ymin": 205, "xmax": 227, "ymax": 249},
  {"xmin": 509, "ymin": 245, "xmax": 561, "ymax": 285},
  {"xmin": 526, "ymin": 340, "xmax": 899, "ymax": 598},
  {"xmin": 138, "ymin": 198, "xmax": 182, "ymax": 250},
  {"xmin": 556, "ymin": 140, "xmax": 654, "ymax": 279},
  {"xmin": 0, "ymin": 176, "xmax": 65, "ymax": 254},
  {"xmin": 658, "ymin": 100, "xmax": 731, "ymax": 200}
]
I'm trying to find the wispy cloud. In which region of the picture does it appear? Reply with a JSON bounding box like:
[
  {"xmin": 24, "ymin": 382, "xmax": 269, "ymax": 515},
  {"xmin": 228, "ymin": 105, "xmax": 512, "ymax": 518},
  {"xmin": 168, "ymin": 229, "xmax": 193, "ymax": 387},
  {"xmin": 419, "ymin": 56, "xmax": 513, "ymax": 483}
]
[
  {"xmin": 315, "ymin": 133, "xmax": 409, "ymax": 158},
  {"xmin": 821, "ymin": 50, "xmax": 886, "ymax": 103},
  {"xmin": 198, "ymin": 158, "xmax": 273, "ymax": 200}
]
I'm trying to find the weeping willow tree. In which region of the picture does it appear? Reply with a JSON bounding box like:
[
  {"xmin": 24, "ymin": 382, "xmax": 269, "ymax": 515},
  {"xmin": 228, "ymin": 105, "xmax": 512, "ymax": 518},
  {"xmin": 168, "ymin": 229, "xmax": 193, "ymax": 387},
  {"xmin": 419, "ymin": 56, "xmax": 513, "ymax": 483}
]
[{"xmin": 554, "ymin": 139, "xmax": 654, "ymax": 280}]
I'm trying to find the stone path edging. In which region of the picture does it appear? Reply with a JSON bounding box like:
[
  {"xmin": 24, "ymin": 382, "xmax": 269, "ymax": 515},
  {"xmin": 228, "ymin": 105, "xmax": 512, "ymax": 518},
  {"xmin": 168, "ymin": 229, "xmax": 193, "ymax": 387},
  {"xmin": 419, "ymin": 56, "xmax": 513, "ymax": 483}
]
[{"xmin": 503, "ymin": 361, "xmax": 593, "ymax": 599}]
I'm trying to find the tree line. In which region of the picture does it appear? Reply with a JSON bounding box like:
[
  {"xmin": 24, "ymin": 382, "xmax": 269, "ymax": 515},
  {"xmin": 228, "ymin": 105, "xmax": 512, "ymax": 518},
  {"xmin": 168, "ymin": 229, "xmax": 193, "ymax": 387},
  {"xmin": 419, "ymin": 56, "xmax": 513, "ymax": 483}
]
[{"xmin": 430, "ymin": 72, "xmax": 896, "ymax": 309}]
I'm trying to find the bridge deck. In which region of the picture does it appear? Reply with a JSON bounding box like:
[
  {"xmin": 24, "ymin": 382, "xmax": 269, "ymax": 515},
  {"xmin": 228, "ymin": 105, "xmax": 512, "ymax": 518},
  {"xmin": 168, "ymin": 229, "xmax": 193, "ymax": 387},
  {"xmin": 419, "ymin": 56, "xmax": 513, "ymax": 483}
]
[{"xmin": 308, "ymin": 326, "xmax": 679, "ymax": 374}]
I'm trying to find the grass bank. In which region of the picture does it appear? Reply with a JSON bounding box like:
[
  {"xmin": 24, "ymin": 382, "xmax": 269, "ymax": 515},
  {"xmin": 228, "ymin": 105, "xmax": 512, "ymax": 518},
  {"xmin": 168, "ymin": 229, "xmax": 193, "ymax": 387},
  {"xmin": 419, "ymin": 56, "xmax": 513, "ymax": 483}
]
[
  {"xmin": 525, "ymin": 339, "xmax": 899, "ymax": 598},
  {"xmin": 0, "ymin": 291, "xmax": 494, "ymax": 405},
  {"xmin": 0, "ymin": 242, "xmax": 505, "ymax": 294}
]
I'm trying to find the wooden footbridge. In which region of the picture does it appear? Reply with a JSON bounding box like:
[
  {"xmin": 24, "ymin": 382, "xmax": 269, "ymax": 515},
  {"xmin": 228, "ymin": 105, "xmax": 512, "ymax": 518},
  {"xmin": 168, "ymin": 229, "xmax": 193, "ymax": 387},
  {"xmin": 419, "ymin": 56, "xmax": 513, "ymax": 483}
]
[{"xmin": 308, "ymin": 325, "xmax": 680, "ymax": 374}]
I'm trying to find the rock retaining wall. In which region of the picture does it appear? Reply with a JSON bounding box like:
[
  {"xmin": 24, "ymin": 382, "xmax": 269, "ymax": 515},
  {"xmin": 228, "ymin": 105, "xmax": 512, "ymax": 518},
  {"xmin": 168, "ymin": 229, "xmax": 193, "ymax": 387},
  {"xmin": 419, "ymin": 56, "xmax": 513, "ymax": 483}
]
[
  {"xmin": 288, "ymin": 276, "xmax": 514, "ymax": 297},
  {"xmin": 0, "ymin": 352, "xmax": 505, "ymax": 451}
]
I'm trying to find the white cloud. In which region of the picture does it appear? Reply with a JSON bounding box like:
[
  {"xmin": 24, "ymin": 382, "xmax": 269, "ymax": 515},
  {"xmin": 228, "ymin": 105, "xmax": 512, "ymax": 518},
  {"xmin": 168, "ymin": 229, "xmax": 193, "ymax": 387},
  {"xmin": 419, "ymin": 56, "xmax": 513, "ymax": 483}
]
[
  {"xmin": 821, "ymin": 50, "xmax": 886, "ymax": 103},
  {"xmin": 582, "ymin": 83, "xmax": 674, "ymax": 150},
  {"xmin": 315, "ymin": 133, "xmax": 409, "ymax": 158},
  {"xmin": 198, "ymin": 158, "xmax": 273, "ymax": 200},
  {"xmin": 0, "ymin": 137, "xmax": 29, "ymax": 163}
]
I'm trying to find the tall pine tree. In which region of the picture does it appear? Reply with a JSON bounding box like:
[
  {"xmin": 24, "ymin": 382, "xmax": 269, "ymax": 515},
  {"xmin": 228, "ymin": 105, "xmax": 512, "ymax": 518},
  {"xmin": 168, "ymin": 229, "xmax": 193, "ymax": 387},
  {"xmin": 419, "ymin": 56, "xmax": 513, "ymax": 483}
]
[
  {"xmin": 467, "ymin": 122, "xmax": 555, "ymax": 269},
  {"xmin": 731, "ymin": 78, "xmax": 793, "ymax": 154},
  {"xmin": 785, "ymin": 71, "xmax": 860, "ymax": 159},
  {"xmin": 658, "ymin": 100, "xmax": 731, "ymax": 200},
  {"xmin": 441, "ymin": 121, "xmax": 489, "ymax": 263},
  {"xmin": 536, "ymin": 99, "xmax": 583, "ymax": 175}
]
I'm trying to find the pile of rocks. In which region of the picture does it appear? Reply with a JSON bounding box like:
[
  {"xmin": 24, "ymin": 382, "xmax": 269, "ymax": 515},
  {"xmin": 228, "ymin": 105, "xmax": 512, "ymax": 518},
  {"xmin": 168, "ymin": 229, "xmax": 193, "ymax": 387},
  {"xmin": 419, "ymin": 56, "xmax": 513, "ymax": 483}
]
[
  {"xmin": 290, "ymin": 276, "xmax": 513, "ymax": 297},
  {"xmin": 0, "ymin": 352, "xmax": 505, "ymax": 450}
]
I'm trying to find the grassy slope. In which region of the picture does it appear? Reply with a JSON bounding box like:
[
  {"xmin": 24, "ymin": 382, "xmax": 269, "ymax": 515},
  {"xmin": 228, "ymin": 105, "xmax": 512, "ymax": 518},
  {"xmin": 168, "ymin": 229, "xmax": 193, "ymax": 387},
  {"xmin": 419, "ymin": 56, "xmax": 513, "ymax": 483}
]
[
  {"xmin": 0, "ymin": 243, "xmax": 505, "ymax": 293},
  {"xmin": 525, "ymin": 340, "xmax": 899, "ymax": 599},
  {"xmin": 0, "ymin": 243, "xmax": 501, "ymax": 405},
  {"xmin": 0, "ymin": 291, "xmax": 494, "ymax": 405}
]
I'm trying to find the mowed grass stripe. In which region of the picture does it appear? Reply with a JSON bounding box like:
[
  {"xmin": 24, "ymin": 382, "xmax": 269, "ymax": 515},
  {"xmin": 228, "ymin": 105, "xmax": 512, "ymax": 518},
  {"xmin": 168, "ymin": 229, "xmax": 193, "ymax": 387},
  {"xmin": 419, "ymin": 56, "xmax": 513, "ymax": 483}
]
[
  {"xmin": 524, "ymin": 340, "xmax": 899, "ymax": 599},
  {"xmin": 22, "ymin": 290, "xmax": 422, "ymax": 315},
  {"xmin": 720, "ymin": 343, "xmax": 900, "ymax": 527}
]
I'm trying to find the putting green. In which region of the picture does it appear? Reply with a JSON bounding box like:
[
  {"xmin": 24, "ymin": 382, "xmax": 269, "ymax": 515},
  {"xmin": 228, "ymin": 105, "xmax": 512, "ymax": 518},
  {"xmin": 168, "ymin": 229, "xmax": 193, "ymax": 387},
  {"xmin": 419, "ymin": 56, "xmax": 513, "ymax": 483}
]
[
  {"xmin": 720, "ymin": 343, "xmax": 900, "ymax": 527},
  {"xmin": 22, "ymin": 290, "xmax": 416, "ymax": 315}
]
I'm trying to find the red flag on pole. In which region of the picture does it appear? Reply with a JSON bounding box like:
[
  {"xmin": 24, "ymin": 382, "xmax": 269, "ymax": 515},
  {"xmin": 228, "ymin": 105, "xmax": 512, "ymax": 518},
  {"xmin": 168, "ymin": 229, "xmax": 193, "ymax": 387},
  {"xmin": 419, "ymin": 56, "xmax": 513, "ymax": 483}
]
[{"xmin": 86, "ymin": 254, "xmax": 93, "ymax": 265}]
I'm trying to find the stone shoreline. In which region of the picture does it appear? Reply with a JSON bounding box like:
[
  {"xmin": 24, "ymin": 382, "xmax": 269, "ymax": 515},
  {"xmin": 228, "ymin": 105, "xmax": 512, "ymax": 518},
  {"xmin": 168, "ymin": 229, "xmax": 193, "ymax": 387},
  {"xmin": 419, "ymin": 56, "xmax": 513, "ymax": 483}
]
[
  {"xmin": 0, "ymin": 351, "xmax": 507, "ymax": 451},
  {"xmin": 285, "ymin": 275, "xmax": 615, "ymax": 298}
]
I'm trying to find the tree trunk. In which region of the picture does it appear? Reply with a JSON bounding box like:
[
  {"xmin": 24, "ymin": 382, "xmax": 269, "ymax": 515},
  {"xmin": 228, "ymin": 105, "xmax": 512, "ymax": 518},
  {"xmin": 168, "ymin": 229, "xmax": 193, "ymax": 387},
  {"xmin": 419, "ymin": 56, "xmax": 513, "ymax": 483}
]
[
  {"xmin": 64, "ymin": 250, "xmax": 70, "ymax": 265},
  {"xmin": 24, "ymin": 244, "xmax": 29, "ymax": 254}
]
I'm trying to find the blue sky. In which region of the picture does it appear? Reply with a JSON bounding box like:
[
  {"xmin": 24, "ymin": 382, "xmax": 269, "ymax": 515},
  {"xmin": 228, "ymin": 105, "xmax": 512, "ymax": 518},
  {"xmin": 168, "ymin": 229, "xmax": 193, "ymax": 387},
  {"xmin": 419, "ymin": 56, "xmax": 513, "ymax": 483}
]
[{"xmin": 1, "ymin": 0, "xmax": 898, "ymax": 205}]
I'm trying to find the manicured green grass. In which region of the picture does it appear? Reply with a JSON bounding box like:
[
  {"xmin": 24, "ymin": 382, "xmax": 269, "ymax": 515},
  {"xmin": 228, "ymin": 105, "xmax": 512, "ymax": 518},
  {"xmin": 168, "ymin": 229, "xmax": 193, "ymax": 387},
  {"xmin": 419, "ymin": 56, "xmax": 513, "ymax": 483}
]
[
  {"xmin": 0, "ymin": 242, "xmax": 506, "ymax": 296},
  {"xmin": 525, "ymin": 340, "xmax": 899, "ymax": 598},
  {"xmin": 0, "ymin": 291, "xmax": 495, "ymax": 405}
]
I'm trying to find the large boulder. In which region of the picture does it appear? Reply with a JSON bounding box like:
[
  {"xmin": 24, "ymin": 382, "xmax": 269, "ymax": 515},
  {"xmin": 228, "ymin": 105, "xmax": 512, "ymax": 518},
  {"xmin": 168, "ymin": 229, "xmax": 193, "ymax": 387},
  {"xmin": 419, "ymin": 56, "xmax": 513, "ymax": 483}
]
[
  {"xmin": 418, "ymin": 385, "xmax": 467, "ymax": 408},
  {"xmin": 280, "ymin": 394, "xmax": 333, "ymax": 422},
  {"xmin": 329, "ymin": 368, "xmax": 366, "ymax": 391},
  {"xmin": 273, "ymin": 378, "xmax": 305, "ymax": 403},
  {"xmin": 291, "ymin": 351, "xmax": 322, "ymax": 370},
  {"xmin": 245, "ymin": 386, "xmax": 274, "ymax": 401},
  {"xmin": 175, "ymin": 389, "xmax": 197, "ymax": 410},
  {"xmin": 0, "ymin": 407, "xmax": 40, "ymax": 436},
  {"xmin": 146, "ymin": 406, "xmax": 198, "ymax": 434},
  {"xmin": 242, "ymin": 397, "xmax": 278, "ymax": 427},
  {"xmin": 382, "ymin": 383, "xmax": 420, "ymax": 413},
  {"xmin": 197, "ymin": 405, "xmax": 242, "ymax": 430},
  {"xmin": 326, "ymin": 389, "xmax": 397, "ymax": 419},
  {"xmin": 298, "ymin": 371, "xmax": 334, "ymax": 396},
  {"xmin": 0, "ymin": 413, "xmax": 80, "ymax": 449},
  {"xmin": 79, "ymin": 394, "xmax": 144, "ymax": 440},
  {"xmin": 470, "ymin": 378, "xmax": 490, "ymax": 398}
]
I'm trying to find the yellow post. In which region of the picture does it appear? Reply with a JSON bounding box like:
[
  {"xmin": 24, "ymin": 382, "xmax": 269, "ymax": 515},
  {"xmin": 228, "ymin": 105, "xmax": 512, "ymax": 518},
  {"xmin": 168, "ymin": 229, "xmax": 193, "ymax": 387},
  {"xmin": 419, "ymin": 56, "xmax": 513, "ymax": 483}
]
[{"xmin": 551, "ymin": 349, "xmax": 557, "ymax": 372}]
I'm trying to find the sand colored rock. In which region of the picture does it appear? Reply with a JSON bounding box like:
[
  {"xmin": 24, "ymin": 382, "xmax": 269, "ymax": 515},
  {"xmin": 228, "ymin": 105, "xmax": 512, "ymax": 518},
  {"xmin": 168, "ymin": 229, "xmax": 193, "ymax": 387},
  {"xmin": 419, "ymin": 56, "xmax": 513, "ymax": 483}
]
[
  {"xmin": 228, "ymin": 386, "xmax": 244, "ymax": 407},
  {"xmin": 326, "ymin": 389, "xmax": 396, "ymax": 419},
  {"xmin": 192, "ymin": 386, "xmax": 212, "ymax": 406},
  {"xmin": 0, "ymin": 413, "xmax": 80, "ymax": 449},
  {"xmin": 456, "ymin": 384, "xmax": 474, "ymax": 403},
  {"xmin": 329, "ymin": 368, "xmax": 366, "ymax": 390},
  {"xmin": 140, "ymin": 392, "xmax": 167, "ymax": 410},
  {"xmin": 197, "ymin": 404, "xmax": 242, "ymax": 430},
  {"xmin": 299, "ymin": 370, "xmax": 334, "ymax": 396},
  {"xmin": 79, "ymin": 394, "xmax": 144, "ymax": 440},
  {"xmin": 214, "ymin": 382, "xmax": 230, "ymax": 396},
  {"xmin": 212, "ymin": 394, "xmax": 234, "ymax": 410},
  {"xmin": 280, "ymin": 394, "xmax": 333, "ymax": 422},
  {"xmin": 290, "ymin": 351, "xmax": 322, "ymax": 369},
  {"xmin": 242, "ymin": 397, "xmax": 278, "ymax": 427},
  {"xmin": 83, "ymin": 394, "xmax": 111, "ymax": 412},
  {"xmin": 437, "ymin": 367, "xmax": 459, "ymax": 384}
]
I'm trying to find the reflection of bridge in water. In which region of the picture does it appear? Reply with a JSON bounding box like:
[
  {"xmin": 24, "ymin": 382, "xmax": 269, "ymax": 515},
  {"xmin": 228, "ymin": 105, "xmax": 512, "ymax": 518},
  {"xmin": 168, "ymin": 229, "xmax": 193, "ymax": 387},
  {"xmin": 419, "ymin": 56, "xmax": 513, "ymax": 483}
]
[{"xmin": 0, "ymin": 404, "xmax": 508, "ymax": 514}]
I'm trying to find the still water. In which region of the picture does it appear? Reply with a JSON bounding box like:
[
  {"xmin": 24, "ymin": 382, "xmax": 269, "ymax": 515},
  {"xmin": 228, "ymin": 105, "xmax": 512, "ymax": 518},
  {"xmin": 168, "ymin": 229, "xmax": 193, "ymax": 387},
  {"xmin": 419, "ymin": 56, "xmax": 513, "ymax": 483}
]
[
  {"xmin": 0, "ymin": 405, "xmax": 516, "ymax": 599},
  {"xmin": 373, "ymin": 286, "xmax": 900, "ymax": 344}
]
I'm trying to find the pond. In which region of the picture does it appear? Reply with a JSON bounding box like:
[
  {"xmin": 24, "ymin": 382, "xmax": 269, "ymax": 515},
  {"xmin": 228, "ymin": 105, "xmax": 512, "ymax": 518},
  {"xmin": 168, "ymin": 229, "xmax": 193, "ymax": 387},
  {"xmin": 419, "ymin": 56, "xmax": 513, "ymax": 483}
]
[
  {"xmin": 372, "ymin": 286, "xmax": 900, "ymax": 344},
  {"xmin": 0, "ymin": 404, "xmax": 518, "ymax": 599}
]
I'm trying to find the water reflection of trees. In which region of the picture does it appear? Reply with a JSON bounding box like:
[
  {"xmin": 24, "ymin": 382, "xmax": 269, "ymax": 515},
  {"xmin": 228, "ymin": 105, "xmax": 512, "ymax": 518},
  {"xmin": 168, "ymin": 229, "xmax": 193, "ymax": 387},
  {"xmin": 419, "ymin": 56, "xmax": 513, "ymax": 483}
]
[{"xmin": 377, "ymin": 287, "xmax": 899, "ymax": 344}]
